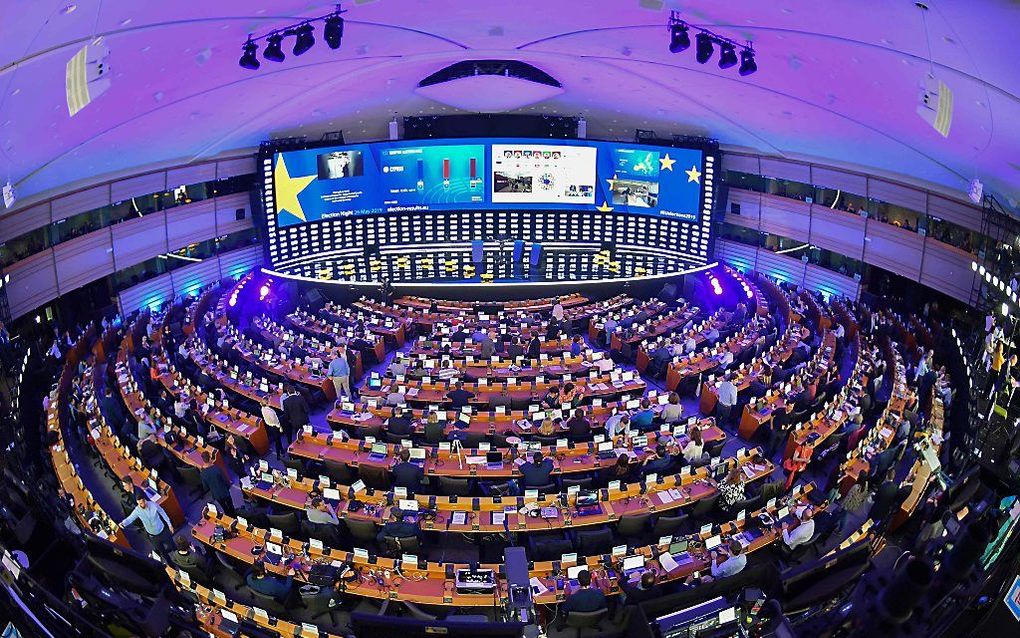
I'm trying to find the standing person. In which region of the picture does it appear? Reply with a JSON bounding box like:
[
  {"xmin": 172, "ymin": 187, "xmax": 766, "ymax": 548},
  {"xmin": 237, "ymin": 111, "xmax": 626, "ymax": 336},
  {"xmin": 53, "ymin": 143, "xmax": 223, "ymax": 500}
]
[
  {"xmin": 328, "ymin": 353, "xmax": 351, "ymax": 399},
  {"xmin": 281, "ymin": 385, "xmax": 309, "ymax": 443},
  {"xmin": 527, "ymin": 334, "xmax": 542, "ymax": 359},
  {"xmin": 199, "ymin": 450, "xmax": 235, "ymax": 516},
  {"xmin": 261, "ymin": 402, "xmax": 286, "ymax": 457},
  {"xmin": 119, "ymin": 495, "xmax": 174, "ymax": 554}
]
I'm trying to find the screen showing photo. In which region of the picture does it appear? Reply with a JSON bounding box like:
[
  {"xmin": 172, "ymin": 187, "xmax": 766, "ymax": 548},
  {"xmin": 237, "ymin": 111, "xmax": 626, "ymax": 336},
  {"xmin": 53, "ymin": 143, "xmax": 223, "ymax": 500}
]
[
  {"xmin": 491, "ymin": 144, "xmax": 596, "ymax": 205},
  {"xmin": 317, "ymin": 150, "xmax": 364, "ymax": 180}
]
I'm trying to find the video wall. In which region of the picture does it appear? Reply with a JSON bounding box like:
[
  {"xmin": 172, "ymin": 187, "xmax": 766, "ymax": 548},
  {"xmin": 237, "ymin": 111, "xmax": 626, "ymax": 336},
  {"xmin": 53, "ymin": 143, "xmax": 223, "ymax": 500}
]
[{"xmin": 269, "ymin": 138, "xmax": 706, "ymax": 228}]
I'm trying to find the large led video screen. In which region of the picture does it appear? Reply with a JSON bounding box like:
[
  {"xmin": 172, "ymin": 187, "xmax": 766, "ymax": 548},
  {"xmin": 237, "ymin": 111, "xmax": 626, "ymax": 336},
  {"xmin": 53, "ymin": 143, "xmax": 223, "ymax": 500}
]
[{"xmin": 270, "ymin": 138, "xmax": 704, "ymax": 228}]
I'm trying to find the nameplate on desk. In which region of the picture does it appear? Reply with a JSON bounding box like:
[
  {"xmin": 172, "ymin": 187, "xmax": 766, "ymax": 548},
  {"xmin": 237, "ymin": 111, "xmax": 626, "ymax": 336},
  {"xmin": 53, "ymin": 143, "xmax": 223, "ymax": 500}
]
[
  {"xmin": 351, "ymin": 480, "xmax": 366, "ymax": 493},
  {"xmin": 353, "ymin": 548, "xmax": 369, "ymax": 560},
  {"xmin": 401, "ymin": 554, "xmax": 418, "ymax": 565}
]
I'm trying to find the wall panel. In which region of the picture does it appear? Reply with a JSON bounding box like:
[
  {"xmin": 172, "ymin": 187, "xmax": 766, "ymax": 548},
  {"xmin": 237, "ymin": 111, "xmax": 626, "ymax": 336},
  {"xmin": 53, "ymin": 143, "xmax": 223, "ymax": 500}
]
[
  {"xmin": 5, "ymin": 251, "xmax": 58, "ymax": 319},
  {"xmin": 811, "ymin": 167, "xmax": 867, "ymax": 196},
  {"xmin": 51, "ymin": 185, "xmax": 109, "ymax": 223},
  {"xmin": 722, "ymin": 154, "xmax": 760, "ymax": 175},
  {"xmin": 715, "ymin": 239, "xmax": 757, "ymax": 272},
  {"xmin": 726, "ymin": 189, "xmax": 761, "ymax": 223},
  {"xmin": 868, "ymin": 179, "xmax": 927, "ymax": 214},
  {"xmin": 53, "ymin": 232, "xmax": 115, "ymax": 292},
  {"xmin": 167, "ymin": 162, "xmax": 217, "ymax": 188},
  {"xmin": 919, "ymin": 241, "xmax": 976, "ymax": 303},
  {"xmin": 118, "ymin": 272, "xmax": 175, "ymax": 315},
  {"xmin": 809, "ymin": 206, "xmax": 866, "ymax": 258},
  {"xmin": 214, "ymin": 192, "xmax": 252, "ymax": 235},
  {"xmin": 804, "ymin": 263, "xmax": 860, "ymax": 299},
  {"xmin": 757, "ymin": 194, "xmax": 811, "ymax": 239},
  {"xmin": 111, "ymin": 172, "xmax": 167, "ymax": 203},
  {"xmin": 862, "ymin": 222, "xmax": 924, "ymax": 280},
  {"xmin": 110, "ymin": 213, "xmax": 167, "ymax": 270},
  {"xmin": 758, "ymin": 159, "xmax": 810, "ymax": 183},
  {"xmin": 166, "ymin": 200, "xmax": 217, "ymax": 251},
  {"xmin": 218, "ymin": 245, "xmax": 262, "ymax": 278},
  {"xmin": 928, "ymin": 195, "xmax": 983, "ymax": 233},
  {"xmin": 755, "ymin": 249, "xmax": 806, "ymax": 285},
  {"xmin": 217, "ymin": 157, "xmax": 257, "ymax": 179},
  {"xmin": 0, "ymin": 202, "xmax": 50, "ymax": 244}
]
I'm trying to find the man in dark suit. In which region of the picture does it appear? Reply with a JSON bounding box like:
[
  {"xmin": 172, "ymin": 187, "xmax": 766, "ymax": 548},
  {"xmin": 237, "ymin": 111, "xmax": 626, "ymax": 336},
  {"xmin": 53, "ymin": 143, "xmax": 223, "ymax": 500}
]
[
  {"xmin": 561, "ymin": 570, "xmax": 607, "ymax": 621},
  {"xmin": 199, "ymin": 450, "xmax": 235, "ymax": 516},
  {"xmin": 376, "ymin": 509, "xmax": 423, "ymax": 547},
  {"xmin": 566, "ymin": 408, "xmax": 591, "ymax": 440},
  {"xmin": 519, "ymin": 451, "xmax": 554, "ymax": 488},
  {"xmin": 168, "ymin": 535, "xmax": 211, "ymax": 579},
  {"xmin": 870, "ymin": 467, "xmax": 901, "ymax": 526},
  {"xmin": 446, "ymin": 382, "xmax": 475, "ymax": 409},
  {"xmin": 619, "ymin": 570, "xmax": 663, "ymax": 605},
  {"xmin": 387, "ymin": 409, "xmax": 415, "ymax": 437},
  {"xmin": 506, "ymin": 337, "xmax": 525, "ymax": 359},
  {"xmin": 527, "ymin": 335, "xmax": 542, "ymax": 359},
  {"xmin": 391, "ymin": 449, "xmax": 424, "ymax": 493},
  {"xmin": 281, "ymin": 385, "xmax": 309, "ymax": 441}
]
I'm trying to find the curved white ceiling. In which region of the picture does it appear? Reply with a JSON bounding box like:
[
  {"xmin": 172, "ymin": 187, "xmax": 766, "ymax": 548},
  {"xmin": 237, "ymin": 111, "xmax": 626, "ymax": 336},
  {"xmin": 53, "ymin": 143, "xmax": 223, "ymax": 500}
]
[{"xmin": 1, "ymin": 0, "xmax": 1018, "ymax": 209}]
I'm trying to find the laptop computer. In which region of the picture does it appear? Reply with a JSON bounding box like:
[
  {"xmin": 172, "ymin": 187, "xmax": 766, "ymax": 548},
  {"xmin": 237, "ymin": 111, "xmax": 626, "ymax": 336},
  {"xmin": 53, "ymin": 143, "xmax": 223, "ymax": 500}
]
[
  {"xmin": 368, "ymin": 442, "xmax": 388, "ymax": 462},
  {"xmin": 596, "ymin": 440, "xmax": 616, "ymax": 460},
  {"xmin": 622, "ymin": 555, "xmax": 645, "ymax": 579},
  {"xmin": 485, "ymin": 451, "xmax": 503, "ymax": 470}
]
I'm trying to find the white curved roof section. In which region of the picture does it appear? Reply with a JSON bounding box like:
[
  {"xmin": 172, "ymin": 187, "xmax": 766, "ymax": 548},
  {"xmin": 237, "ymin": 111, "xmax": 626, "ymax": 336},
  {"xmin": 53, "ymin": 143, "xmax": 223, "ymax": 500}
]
[{"xmin": 1, "ymin": 0, "xmax": 1017, "ymax": 211}]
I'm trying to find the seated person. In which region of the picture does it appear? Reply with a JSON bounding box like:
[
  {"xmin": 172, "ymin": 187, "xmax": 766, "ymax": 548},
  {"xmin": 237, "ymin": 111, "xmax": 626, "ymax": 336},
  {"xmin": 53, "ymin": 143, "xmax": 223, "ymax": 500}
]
[
  {"xmin": 168, "ymin": 535, "xmax": 210, "ymax": 575},
  {"xmin": 660, "ymin": 392, "xmax": 683, "ymax": 423},
  {"xmin": 566, "ymin": 408, "xmax": 591, "ymax": 440},
  {"xmin": 641, "ymin": 444, "xmax": 673, "ymax": 476},
  {"xmin": 246, "ymin": 559, "xmax": 294, "ymax": 603},
  {"xmin": 559, "ymin": 382, "xmax": 582, "ymax": 408},
  {"xmin": 681, "ymin": 427, "xmax": 705, "ymax": 464},
  {"xmin": 537, "ymin": 416, "xmax": 558, "ymax": 436},
  {"xmin": 436, "ymin": 359, "xmax": 459, "ymax": 381},
  {"xmin": 601, "ymin": 454, "xmax": 634, "ymax": 486},
  {"xmin": 619, "ymin": 570, "xmax": 663, "ymax": 605},
  {"xmin": 391, "ymin": 449, "xmax": 424, "ymax": 492},
  {"xmin": 570, "ymin": 335, "xmax": 584, "ymax": 357},
  {"xmin": 717, "ymin": 467, "xmax": 747, "ymax": 514},
  {"xmin": 423, "ymin": 412, "xmax": 446, "ymax": 444},
  {"xmin": 561, "ymin": 569, "xmax": 607, "ymax": 615},
  {"xmin": 490, "ymin": 388, "xmax": 512, "ymax": 412},
  {"xmin": 446, "ymin": 382, "xmax": 475, "ymax": 409},
  {"xmin": 519, "ymin": 451, "xmax": 554, "ymax": 488},
  {"xmin": 386, "ymin": 409, "xmax": 416, "ymax": 437},
  {"xmin": 782, "ymin": 506, "xmax": 816, "ymax": 550},
  {"xmin": 630, "ymin": 398, "xmax": 655, "ymax": 431},
  {"xmin": 305, "ymin": 496, "xmax": 340, "ymax": 526},
  {"xmin": 708, "ymin": 539, "xmax": 747, "ymax": 579},
  {"xmin": 376, "ymin": 508, "xmax": 422, "ymax": 547},
  {"xmin": 541, "ymin": 386, "xmax": 561, "ymax": 409},
  {"xmin": 605, "ymin": 412, "xmax": 630, "ymax": 438}
]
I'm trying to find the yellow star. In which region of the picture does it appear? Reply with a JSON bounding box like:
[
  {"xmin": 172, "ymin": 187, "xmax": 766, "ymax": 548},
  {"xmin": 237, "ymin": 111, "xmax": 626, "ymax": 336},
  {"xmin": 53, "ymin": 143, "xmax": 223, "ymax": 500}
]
[
  {"xmin": 274, "ymin": 155, "xmax": 316, "ymax": 222},
  {"xmin": 659, "ymin": 153, "xmax": 676, "ymax": 171},
  {"xmin": 685, "ymin": 165, "xmax": 702, "ymax": 184},
  {"xmin": 596, "ymin": 201, "xmax": 614, "ymax": 212}
]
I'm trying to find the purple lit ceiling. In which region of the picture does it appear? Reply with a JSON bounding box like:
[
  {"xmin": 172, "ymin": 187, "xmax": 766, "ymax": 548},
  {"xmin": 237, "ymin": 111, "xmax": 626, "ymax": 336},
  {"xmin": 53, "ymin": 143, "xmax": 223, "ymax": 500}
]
[{"xmin": 1, "ymin": 0, "xmax": 1018, "ymax": 209}]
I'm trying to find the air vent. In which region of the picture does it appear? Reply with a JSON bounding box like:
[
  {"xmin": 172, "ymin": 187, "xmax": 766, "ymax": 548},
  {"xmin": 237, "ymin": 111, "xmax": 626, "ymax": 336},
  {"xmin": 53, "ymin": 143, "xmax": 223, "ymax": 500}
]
[
  {"xmin": 418, "ymin": 60, "xmax": 560, "ymax": 89},
  {"xmin": 415, "ymin": 60, "xmax": 564, "ymax": 113}
]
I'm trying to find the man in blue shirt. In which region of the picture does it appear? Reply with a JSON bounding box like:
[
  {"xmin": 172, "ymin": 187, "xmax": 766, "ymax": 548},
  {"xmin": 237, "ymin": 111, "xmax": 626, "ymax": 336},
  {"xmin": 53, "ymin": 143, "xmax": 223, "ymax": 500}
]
[
  {"xmin": 328, "ymin": 354, "xmax": 351, "ymax": 398},
  {"xmin": 246, "ymin": 559, "xmax": 295, "ymax": 604},
  {"xmin": 519, "ymin": 451, "xmax": 554, "ymax": 488},
  {"xmin": 630, "ymin": 398, "xmax": 655, "ymax": 432},
  {"xmin": 119, "ymin": 495, "xmax": 174, "ymax": 554},
  {"xmin": 641, "ymin": 444, "xmax": 674, "ymax": 477}
]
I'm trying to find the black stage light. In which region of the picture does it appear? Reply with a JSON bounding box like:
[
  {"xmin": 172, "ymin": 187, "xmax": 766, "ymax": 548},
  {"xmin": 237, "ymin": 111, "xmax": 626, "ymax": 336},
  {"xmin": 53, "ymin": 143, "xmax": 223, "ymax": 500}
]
[
  {"xmin": 695, "ymin": 32, "xmax": 714, "ymax": 64},
  {"xmin": 292, "ymin": 23, "xmax": 315, "ymax": 56},
  {"xmin": 324, "ymin": 13, "xmax": 345, "ymax": 49},
  {"xmin": 239, "ymin": 38, "xmax": 260, "ymax": 70},
  {"xmin": 264, "ymin": 33, "xmax": 285, "ymax": 62},
  {"xmin": 739, "ymin": 48, "xmax": 757, "ymax": 75},
  {"xmin": 718, "ymin": 43, "xmax": 738, "ymax": 69},
  {"xmin": 669, "ymin": 23, "xmax": 690, "ymax": 53}
]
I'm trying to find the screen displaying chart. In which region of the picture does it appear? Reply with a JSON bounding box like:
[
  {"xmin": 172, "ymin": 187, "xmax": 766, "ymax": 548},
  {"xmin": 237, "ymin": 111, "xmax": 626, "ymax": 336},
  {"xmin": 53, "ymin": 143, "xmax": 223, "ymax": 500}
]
[{"xmin": 380, "ymin": 144, "xmax": 485, "ymax": 212}]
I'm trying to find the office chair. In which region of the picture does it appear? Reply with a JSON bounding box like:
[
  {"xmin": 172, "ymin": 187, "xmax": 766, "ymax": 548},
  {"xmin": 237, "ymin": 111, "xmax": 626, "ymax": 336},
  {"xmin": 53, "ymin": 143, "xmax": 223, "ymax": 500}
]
[
  {"xmin": 615, "ymin": 512, "xmax": 651, "ymax": 541},
  {"xmin": 651, "ymin": 514, "xmax": 688, "ymax": 538},
  {"xmin": 529, "ymin": 537, "xmax": 574, "ymax": 562},
  {"xmin": 561, "ymin": 476, "xmax": 593, "ymax": 492},
  {"xmin": 438, "ymin": 476, "xmax": 471, "ymax": 496},
  {"xmin": 282, "ymin": 456, "xmax": 305, "ymax": 476},
  {"xmin": 690, "ymin": 492, "xmax": 720, "ymax": 522},
  {"xmin": 323, "ymin": 458, "xmax": 354, "ymax": 484},
  {"xmin": 358, "ymin": 465, "xmax": 392, "ymax": 491},
  {"xmin": 344, "ymin": 518, "xmax": 378, "ymax": 547},
  {"xmin": 381, "ymin": 535, "xmax": 420, "ymax": 557},
  {"xmin": 562, "ymin": 608, "xmax": 608, "ymax": 637},
  {"xmin": 266, "ymin": 512, "xmax": 301, "ymax": 538},
  {"xmin": 246, "ymin": 588, "xmax": 287, "ymax": 615},
  {"xmin": 176, "ymin": 466, "xmax": 208, "ymax": 499},
  {"xmin": 576, "ymin": 528, "xmax": 615, "ymax": 556}
]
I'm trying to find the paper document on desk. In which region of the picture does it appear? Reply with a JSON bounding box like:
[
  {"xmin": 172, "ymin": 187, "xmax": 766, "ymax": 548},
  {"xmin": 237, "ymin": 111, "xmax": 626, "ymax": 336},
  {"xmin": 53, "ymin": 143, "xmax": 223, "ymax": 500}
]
[
  {"xmin": 529, "ymin": 577, "xmax": 549, "ymax": 596},
  {"xmin": 451, "ymin": 511, "xmax": 467, "ymax": 526},
  {"xmin": 492, "ymin": 511, "xmax": 506, "ymax": 526},
  {"xmin": 659, "ymin": 552, "xmax": 679, "ymax": 572}
]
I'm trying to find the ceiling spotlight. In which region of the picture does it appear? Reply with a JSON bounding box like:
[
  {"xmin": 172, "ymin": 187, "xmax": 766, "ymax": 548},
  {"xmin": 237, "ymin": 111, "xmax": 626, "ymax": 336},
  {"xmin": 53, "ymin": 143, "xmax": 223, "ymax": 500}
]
[
  {"xmin": 292, "ymin": 23, "xmax": 315, "ymax": 56},
  {"xmin": 239, "ymin": 38, "xmax": 260, "ymax": 70},
  {"xmin": 324, "ymin": 13, "xmax": 345, "ymax": 49},
  {"xmin": 669, "ymin": 23, "xmax": 690, "ymax": 53},
  {"xmin": 739, "ymin": 48, "xmax": 758, "ymax": 75},
  {"xmin": 264, "ymin": 33, "xmax": 285, "ymax": 62},
  {"xmin": 695, "ymin": 32, "xmax": 714, "ymax": 64},
  {"xmin": 718, "ymin": 43, "xmax": 738, "ymax": 69}
]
